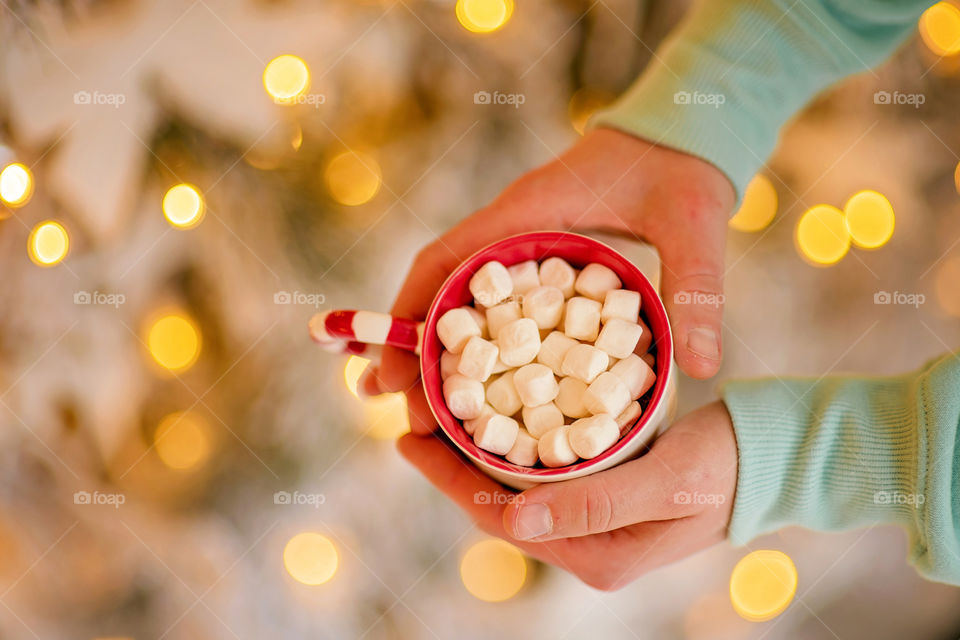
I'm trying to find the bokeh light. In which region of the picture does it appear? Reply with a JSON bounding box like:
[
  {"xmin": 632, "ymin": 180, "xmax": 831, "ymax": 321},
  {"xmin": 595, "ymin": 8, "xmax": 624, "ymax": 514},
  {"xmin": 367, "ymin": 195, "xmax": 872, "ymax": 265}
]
[
  {"xmin": 843, "ymin": 190, "xmax": 895, "ymax": 249},
  {"xmin": 729, "ymin": 175, "xmax": 778, "ymax": 232},
  {"xmin": 796, "ymin": 204, "xmax": 850, "ymax": 265},
  {"xmin": 162, "ymin": 183, "xmax": 205, "ymax": 229},
  {"xmin": 935, "ymin": 255, "xmax": 960, "ymax": 317},
  {"xmin": 568, "ymin": 87, "xmax": 615, "ymax": 136},
  {"xmin": 459, "ymin": 539, "xmax": 527, "ymax": 602},
  {"xmin": 456, "ymin": 0, "xmax": 514, "ymax": 33},
  {"xmin": 729, "ymin": 550, "xmax": 798, "ymax": 622},
  {"xmin": 28, "ymin": 220, "xmax": 69, "ymax": 266},
  {"xmin": 263, "ymin": 55, "xmax": 311, "ymax": 102},
  {"xmin": 325, "ymin": 151, "xmax": 382, "ymax": 206},
  {"xmin": 919, "ymin": 2, "xmax": 960, "ymax": 57},
  {"xmin": 146, "ymin": 312, "xmax": 201, "ymax": 372},
  {"xmin": 291, "ymin": 125, "xmax": 304, "ymax": 151},
  {"xmin": 154, "ymin": 411, "xmax": 211, "ymax": 471},
  {"xmin": 0, "ymin": 162, "xmax": 34, "ymax": 207},
  {"xmin": 363, "ymin": 392, "xmax": 410, "ymax": 440},
  {"xmin": 283, "ymin": 532, "xmax": 339, "ymax": 586},
  {"xmin": 344, "ymin": 355, "xmax": 370, "ymax": 398}
]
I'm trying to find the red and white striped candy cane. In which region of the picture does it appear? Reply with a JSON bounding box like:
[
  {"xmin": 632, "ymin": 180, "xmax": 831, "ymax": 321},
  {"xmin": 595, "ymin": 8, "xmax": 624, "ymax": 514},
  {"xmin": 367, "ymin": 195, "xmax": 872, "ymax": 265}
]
[{"xmin": 309, "ymin": 310, "xmax": 424, "ymax": 356}]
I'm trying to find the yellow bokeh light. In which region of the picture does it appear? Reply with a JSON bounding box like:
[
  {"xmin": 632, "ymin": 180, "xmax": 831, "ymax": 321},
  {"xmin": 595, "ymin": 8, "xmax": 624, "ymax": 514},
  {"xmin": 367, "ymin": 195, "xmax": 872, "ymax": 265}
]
[
  {"xmin": 456, "ymin": 0, "xmax": 514, "ymax": 33},
  {"xmin": 935, "ymin": 255, "xmax": 960, "ymax": 317},
  {"xmin": 283, "ymin": 532, "xmax": 339, "ymax": 586},
  {"xmin": 146, "ymin": 312, "xmax": 201, "ymax": 372},
  {"xmin": 28, "ymin": 220, "xmax": 69, "ymax": 266},
  {"xmin": 568, "ymin": 87, "xmax": 615, "ymax": 136},
  {"xmin": 843, "ymin": 190, "xmax": 895, "ymax": 249},
  {"xmin": 344, "ymin": 356, "xmax": 371, "ymax": 399},
  {"xmin": 363, "ymin": 392, "xmax": 410, "ymax": 440},
  {"xmin": 263, "ymin": 55, "xmax": 311, "ymax": 102},
  {"xmin": 291, "ymin": 126, "xmax": 303, "ymax": 151},
  {"xmin": 0, "ymin": 162, "xmax": 34, "ymax": 207},
  {"xmin": 729, "ymin": 175, "xmax": 779, "ymax": 232},
  {"xmin": 920, "ymin": 2, "xmax": 960, "ymax": 57},
  {"xmin": 796, "ymin": 204, "xmax": 850, "ymax": 265},
  {"xmin": 729, "ymin": 549, "xmax": 797, "ymax": 622},
  {"xmin": 325, "ymin": 151, "xmax": 382, "ymax": 206},
  {"xmin": 162, "ymin": 183, "xmax": 205, "ymax": 229},
  {"xmin": 154, "ymin": 411, "xmax": 211, "ymax": 471},
  {"xmin": 460, "ymin": 539, "xmax": 527, "ymax": 602}
]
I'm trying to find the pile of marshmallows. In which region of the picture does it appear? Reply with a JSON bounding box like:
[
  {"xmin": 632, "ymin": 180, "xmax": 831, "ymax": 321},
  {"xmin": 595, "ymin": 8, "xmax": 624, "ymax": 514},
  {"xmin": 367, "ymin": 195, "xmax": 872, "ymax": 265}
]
[{"xmin": 438, "ymin": 257, "xmax": 657, "ymax": 468}]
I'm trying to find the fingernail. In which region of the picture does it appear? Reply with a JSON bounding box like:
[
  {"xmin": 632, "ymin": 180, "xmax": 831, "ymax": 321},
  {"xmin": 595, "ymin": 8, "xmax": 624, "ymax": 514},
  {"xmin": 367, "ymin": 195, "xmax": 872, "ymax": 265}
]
[
  {"xmin": 513, "ymin": 503, "xmax": 552, "ymax": 540},
  {"xmin": 687, "ymin": 327, "xmax": 720, "ymax": 360}
]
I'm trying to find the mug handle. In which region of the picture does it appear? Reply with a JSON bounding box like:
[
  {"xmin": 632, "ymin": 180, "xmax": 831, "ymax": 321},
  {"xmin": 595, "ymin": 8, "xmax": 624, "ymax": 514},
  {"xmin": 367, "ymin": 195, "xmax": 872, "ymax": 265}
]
[{"xmin": 309, "ymin": 310, "xmax": 424, "ymax": 356}]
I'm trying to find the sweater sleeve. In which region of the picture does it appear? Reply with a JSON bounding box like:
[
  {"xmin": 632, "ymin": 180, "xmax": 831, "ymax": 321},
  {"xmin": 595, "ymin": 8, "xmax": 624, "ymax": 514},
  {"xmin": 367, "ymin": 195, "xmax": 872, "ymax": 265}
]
[
  {"xmin": 590, "ymin": 0, "xmax": 933, "ymax": 200},
  {"xmin": 722, "ymin": 352, "xmax": 960, "ymax": 585}
]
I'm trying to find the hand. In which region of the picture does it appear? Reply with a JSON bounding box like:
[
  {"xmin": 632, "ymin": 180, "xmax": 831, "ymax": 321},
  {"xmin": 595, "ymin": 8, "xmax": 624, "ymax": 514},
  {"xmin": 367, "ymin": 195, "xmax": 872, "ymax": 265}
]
[
  {"xmin": 397, "ymin": 401, "xmax": 738, "ymax": 590},
  {"xmin": 365, "ymin": 127, "xmax": 735, "ymax": 433}
]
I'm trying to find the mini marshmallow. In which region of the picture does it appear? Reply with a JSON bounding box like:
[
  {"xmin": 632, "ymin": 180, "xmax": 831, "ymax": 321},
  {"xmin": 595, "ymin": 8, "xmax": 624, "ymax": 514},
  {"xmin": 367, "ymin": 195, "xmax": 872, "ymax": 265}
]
[
  {"xmin": 574, "ymin": 263, "xmax": 621, "ymax": 301},
  {"xmin": 486, "ymin": 370, "xmax": 523, "ymax": 416},
  {"xmin": 513, "ymin": 363, "xmax": 559, "ymax": 407},
  {"xmin": 507, "ymin": 260, "xmax": 540, "ymax": 295},
  {"xmin": 615, "ymin": 401, "xmax": 642, "ymax": 435},
  {"xmin": 470, "ymin": 261, "xmax": 513, "ymax": 307},
  {"xmin": 610, "ymin": 354, "xmax": 656, "ymax": 400},
  {"xmin": 561, "ymin": 344, "xmax": 609, "ymax": 384},
  {"xmin": 522, "ymin": 286, "xmax": 564, "ymax": 330},
  {"xmin": 461, "ymin": 305, "xmax": 488, "ymax": 338},
  {"xmin": 538, "ymin": 425, "xmax": 579, "ymax": 467},
  {"xmin": 563, "ymin": 297, "xmax": 602, "ymax": 341},
  {"xmin": 497, "ymin": 318, "xmax": 541, "ymax": 367},
  {"xmin": 582, "ymin": 371, "xmax": 632, "ymax": 417},
  {"xmin": 474, "ymin": 414, "xmax": 519, "ymax": 455},
  {"xmin": 457, "ymin": 336, "xmax": 499, "ymax": 381},
  {"xmin": 595, "ymin": 318, "xmax": 644, "ymax": 359},
  {"xmin": 601, "ymin": 289, "xmax": 641, "ymax": 323},
  {"xmin": 464, "ymin": 403, "xmax": 497, "ymax": 435},
  {"xmin": 521, "ymin": 402, "xmax": 564, "ymax": 438},
  {"xmin": 539, "ymin": 257, "xmax": 577, "ymax": 298},
  {"xmin": 555, "ymin": 377, "xmax": 590, "ymax": 418},
  {"xmin": 505, "ymin": 428, "xmax": 540, "ymax": 466},
  {"xmin": 437, "ymin": 308, "xmax": 481, "ymax": 354},
  {"xmin": 440, "ymin": 350, "xmax": 461, "ymax": 380},
  {"xmin": 485, "ymin": 299, "xmax": 522, "ymax": 340},
  {"xmin": 443, "ymin": 374, "xmax": 485, "ymax": 420},
  {"xmin": 636, "ymin": 317, "xmax": 653, "ymax": 355},
  {"xmin": 568, "ymin": 414, "xmax": 619, "ymax": 459},
  {"xmin": 536, "ymin": 331, "xmax": 579, "ymax": 376}
]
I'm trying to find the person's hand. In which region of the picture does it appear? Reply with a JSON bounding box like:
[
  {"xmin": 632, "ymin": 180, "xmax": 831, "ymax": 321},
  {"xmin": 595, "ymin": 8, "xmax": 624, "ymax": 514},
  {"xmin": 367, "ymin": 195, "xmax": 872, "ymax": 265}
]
[
  {"xmin": 397, "ymin": 401, "xmax": 737, "ymax": 590},
  {"xmin": 364, "ymin": 127, "xmax": 735, "ymax": 433}
]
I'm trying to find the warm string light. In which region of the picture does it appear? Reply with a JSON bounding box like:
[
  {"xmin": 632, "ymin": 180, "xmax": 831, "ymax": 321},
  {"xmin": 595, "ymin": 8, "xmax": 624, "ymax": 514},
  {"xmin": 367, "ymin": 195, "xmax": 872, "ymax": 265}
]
[
  {"xmin": 154, "ymin": 411, "xmax": 211, "ymax": 470},
  {"xmin": 325, "ymin": 151, "xmax": 382, "ymax": 206},
  {"xmin": 919, "ymin": 2, "xmax": 960, "ymax": 57},
  {"xmin": 263, "ymin": 55, "xmax": 311, "ymax": 103},
  {"xmin": 0, "ymin": 162, "xmax": 34, "ymax": 207},
  {"xmin": 459, "ymin": 539, "xmax": 527, "ymax": 602},
  {"xmin": 344, "ymin": 355, "xmax": 370, "ymax": 399},
  {"xmin": 843, "ymin": 190, "xmax": 895, "ymax": 249},
  {"xmin": 456, "ymin": 0, "xmax": 514, "ymax": 33},
  {"xmin": 162, "ymin": 183, "xmax": 205, "ymax": 229},
  {"xmin": 363, "ymin": 392, "xmax": 410, "ymax": 440},
  {"xmin": 146, "ymin": 312, "xmax": 202, "ymax": 373},
  {"xmin": 729, "ymin": 550, "xmax": 797, "ymax": 622},
  {"xmin": 729, "ymin": 175, "xmax": 778, "ymax": 232},
  {"xmin": 28, "ymin": 220, "xmax": 69, "ymax": 266},
  {"xmin": 284, "ymin": 532, "xmax": 339, "ymax": 585},
  {"xmin": 795, "ymin": 189, "xmax": 894, "ymax": 265}
]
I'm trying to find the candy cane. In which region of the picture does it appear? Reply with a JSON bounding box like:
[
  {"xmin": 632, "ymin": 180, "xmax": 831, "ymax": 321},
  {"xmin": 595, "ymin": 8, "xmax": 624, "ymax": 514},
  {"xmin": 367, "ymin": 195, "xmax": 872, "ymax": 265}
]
[{"xmin": 309, "ymin": 310, "xmax": 424, "ymax": 355}]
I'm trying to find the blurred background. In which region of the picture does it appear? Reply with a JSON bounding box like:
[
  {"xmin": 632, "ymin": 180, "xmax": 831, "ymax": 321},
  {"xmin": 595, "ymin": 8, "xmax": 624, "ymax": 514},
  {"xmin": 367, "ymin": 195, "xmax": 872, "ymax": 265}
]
[{"xmin": 1, "ymin": 0, "xmax": 960, "ymax": 638}]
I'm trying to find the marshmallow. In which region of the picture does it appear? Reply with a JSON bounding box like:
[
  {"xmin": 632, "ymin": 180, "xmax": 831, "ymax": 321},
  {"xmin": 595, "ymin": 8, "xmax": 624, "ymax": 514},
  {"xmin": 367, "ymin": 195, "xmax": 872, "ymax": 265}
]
[
  {"xmin": 522, "ymin": 286, "xmax": 565, "ymax": 330},
  {"xmin": 497, "ymin": 318, "xmax": 541, "ymax": 367},
  {"xmin": 574, "ymin": 263, "xmax": 621, "ymax": 301},
  {"xmin": 486, "ymin": 370, "xmax": 523, "ymax": 416},
  {"xmin": 505, "ymin": 428, "xmax": 540, "ymax": 466},
  {"xmin": 561, "ymin": 344, "xmax": 609, "ymax": 384},
  {"xmin": 507, "ymin": 260, "xmax": 540, "ymax": 295},
  {"xmin": 485, "ymin": 299, "xmax": 522, "ymax": 340},
  {"xmin": 521, "ymin": 402, "xmax": 564, "ymax": 438},
  {"xmin": 437, "ymin": 308, "xmax": 481, "ymax": 354},
  {"xmin": 443, "ymin": 374, "xmax": 485, "ymax": 419},
  {"xmin": 610, "ymin": 354, "xmax": 656, "ymax": 400},
  {"xmin": 595, "ymin": 318, "xmax": 644, "ymax": 359},
  {"xmin": 582, "ymin": 371, "xmax": 632, "ymax": 417},
  {"xmin": 601, "ymin": 289, "xmax": 641, "ymax": 323},
  {"xmin": 563, "ymin": 296, "xmax": 602, "ymax": 341},
  {"xmin": 615, "ymin": 401, "xmax": 642, "ymax": 435},
  {"xmin": 457, "ymin": 336, "xmax": 499, "ymax": 381},
  {"xmin": 474, "ymin": 414, "xmax": 519, "ymax": 455},
  {"xmin": 538, "ymin": 257, "xmax": 577, "ymax": 298},
  {"xmin": 641, "ymin": 352, "xmax": 656, "ymax": 369},
  {"xmin": 464, "ymin": 403, "xmax": 497, "ymax": 435},
  {"xmin": 568, "ymin": 414, "xmax": 619, "ymax": 459},
  {"xmin": 470, "ymin": 261, "xmax": 513, "ymax": 307},
  {"xmin": 636, "ymin": 317, "xmax": 653, "ymax": 354},
  {"xmin": 440, "ymin": 350, "xmax": 461, "ymax": 380},
  {"xmin": 555, "ymin": 376, "xmax": 590, "ymax": 418},
  {"xmin": 513, "ymin": 363, "xmax": 559, "ymax": 407},
  {"xmin": 461, "ymin": 305, "xmax": 489, "ymax": 338},
  {"xmin": 538, "ymin": 425, "xmax": 579, "ymax": 467},
  {"xmin": 536, "ymin": 331, "xmax": 579, "ymax": 376}
]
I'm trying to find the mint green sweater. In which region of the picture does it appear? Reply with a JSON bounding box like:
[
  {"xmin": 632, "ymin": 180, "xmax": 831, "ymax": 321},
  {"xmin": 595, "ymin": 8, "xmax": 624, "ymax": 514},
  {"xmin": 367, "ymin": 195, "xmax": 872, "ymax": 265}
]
[{"xmin": 593, "ymin": 1, "xmax": 960, "ymax": 585}]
